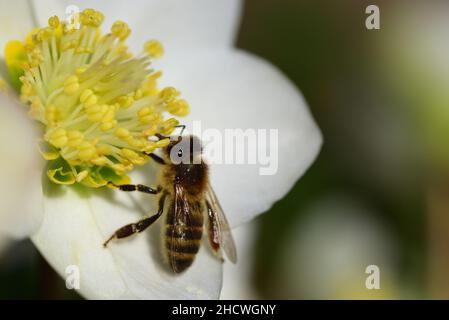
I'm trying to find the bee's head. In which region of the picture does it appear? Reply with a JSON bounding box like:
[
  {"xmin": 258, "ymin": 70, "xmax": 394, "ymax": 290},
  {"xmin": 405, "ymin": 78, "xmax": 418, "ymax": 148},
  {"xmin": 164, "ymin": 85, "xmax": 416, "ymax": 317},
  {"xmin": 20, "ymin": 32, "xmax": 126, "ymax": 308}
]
[{"xmin": 165, "ymin": 135, "xmax": 203, "ymax": 164}]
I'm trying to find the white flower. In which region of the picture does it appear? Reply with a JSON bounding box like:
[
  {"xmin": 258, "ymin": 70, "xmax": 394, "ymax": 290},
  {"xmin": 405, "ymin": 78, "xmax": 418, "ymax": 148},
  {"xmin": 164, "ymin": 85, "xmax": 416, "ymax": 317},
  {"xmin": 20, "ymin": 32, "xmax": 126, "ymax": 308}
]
[
  {"xmin": 0, "ymin": 94, "xmax": 43, "ymax": 241},
  {"xmin": 220, "ymin": 222, "xmax": 260, "ymax": 299},
  {"xmin": 0, "ymin": 0, "xmax": 322, "ymax": 299}
]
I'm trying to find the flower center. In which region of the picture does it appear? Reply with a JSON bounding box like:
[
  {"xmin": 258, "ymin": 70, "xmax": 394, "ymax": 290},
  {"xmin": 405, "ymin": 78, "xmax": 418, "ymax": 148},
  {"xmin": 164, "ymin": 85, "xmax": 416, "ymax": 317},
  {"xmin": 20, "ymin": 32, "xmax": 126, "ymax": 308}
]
[{"xmin": 5, "ymin": 9, "xmax": 189, "ymax": 187}]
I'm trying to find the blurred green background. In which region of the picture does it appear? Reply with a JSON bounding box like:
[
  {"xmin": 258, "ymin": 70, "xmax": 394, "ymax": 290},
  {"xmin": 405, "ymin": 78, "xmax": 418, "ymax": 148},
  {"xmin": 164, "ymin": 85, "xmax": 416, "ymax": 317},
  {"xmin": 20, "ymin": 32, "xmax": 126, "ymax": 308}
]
[{"xmin": 2, "ymin": 0, "xmax": 449, "ymax": 299}]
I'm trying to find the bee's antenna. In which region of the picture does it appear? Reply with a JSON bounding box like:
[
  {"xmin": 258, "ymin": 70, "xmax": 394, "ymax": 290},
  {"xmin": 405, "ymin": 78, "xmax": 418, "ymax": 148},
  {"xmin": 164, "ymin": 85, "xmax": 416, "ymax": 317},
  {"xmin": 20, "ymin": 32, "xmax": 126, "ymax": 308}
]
[
  {"xmin": 155, "ymin": 133, "xmax": 168, "ymax": 140},
  {"xmin": 175, "ymin": 125, "xmax": 186, "ymax": 136},
  {"xmin": 154, "ymin": 125, "xmax": 186, "ymax": 142}
]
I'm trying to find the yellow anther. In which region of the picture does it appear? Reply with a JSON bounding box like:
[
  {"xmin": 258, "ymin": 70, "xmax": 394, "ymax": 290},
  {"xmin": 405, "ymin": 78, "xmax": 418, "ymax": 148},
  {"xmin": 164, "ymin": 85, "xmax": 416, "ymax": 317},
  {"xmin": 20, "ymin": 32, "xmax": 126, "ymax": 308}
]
[
  {"xmin": 160, "ymin": 118, "xmax": 179, "ymax": 135},
  {"xmin": 117, "ymin": 95, "xmax": 134, "ymax": 108},
  {"xmin": 48, "ymin": 128, "xmax": 68, "ymax": 148},
  {"xmin": 54, "ymin": 106, "xmax": 65, "ymax": 123},
  {"xmin": 156, "ymin": 138, "xmax": 170, "ymax": 148},
  {"xmin": 80, "ymin": 89, "xmax": 98, "ymax": 107},
  {"xmin": 21, "ymin": 79, "xmax": 34, "ymax": 97},
  {"xmin": 121, "ymin": 148, "xmax": 138, "ymax": 159},
  {"xmin": 64, "ymin": 75, "xmax": 79, "ymax": 95},
  {"xmin": 121, "ymin": 148, "xmax": 145, "ymax": 165},
  {"xmin": 37, "ymin": 28, "xmax": 53, "ymax": 41},
  {"xmin": 138, "ymin": 106, "xmax": 152, "ymax": 117},
  {"xmin": 111, "ymin": 164, "xmax": 126, "ymax": 176},
  {"xmin": 100, "ymin": 120, "xmax": 117, "ymax": 132},
  {"xmin": 102, "ymin": 107, "xmax": 116, "ymax": 122},
  {"xmin": 45, "ymin": 105, "xmax": 56, "ymax": 126},
  {"xmin": 142, "ymin": 143, "xmax": 156, "ymax": 154},
  {"xmin": 61, "ymin": 40, "xmax": 78, "ymax": 51},
  {"xmin": 111, "ymin": 21, "xmax": 131, "ymax": 41},
  {"xmin": 78, "ymin": 141, "xmax": 97, "ymax": 161},
  {"xmin": 167, "ymin": 99, "xmax": 190, "ymax": 117},
  {"xmin": 67, "ymin": 130, "xmax": 84, "ymax": 147},
  {"xmin": 25, "ymin": 28, "xmax": 40, "ymax": 48},
  {"xmin": 115, "ymin": 43, "xmax": 132, "ymax": 59},
  {"xmin": 144, "ymin": 40, "xmax": 164, "ymax": 59},
  {"xmin": 128, "ymin": 138, "xmax": 145, "ymax": 149},
  {"xmin": 139, "ymin": 113, "xmax": 159, "ymax": 124},
  {"xmin": 81, "ymin": 9, "xmax": 104, "ymax": 28},
  {"xmin": 142, "ymin": 71, "xmax": 162, "ymax": 96},
  {"xmin": 86, "ymin": 104, "xmax": 108, "ymax": 122},
  {"xmin": 159, "ymin": 87, "xmax": 179, "ymax": 103},
  {"xmin": 97, "ymin": 145, "xmax": 112, "ymax": 155},
  {"xmin": 132, "ymin": 157, "xmax": 146, "ymax": 165},
  {"xmin": 148, "ymin": 71, "xmax": 162, "ymax": 81},
  {"xmin": 91, "ymin": 156, "xmax": 108, "ymax": 166},
  {"xmin": 48, "ymin": 16, "xmax": 60, "ymax": 29},
  {"xmin": 115, "ymin": 128, "xmax": 130, "ymax": 139},
  {"xmin": 143, "ymin": 126, "xmax": 158, "ymax": 137},
  {"xmin": 138, "ymin": 106, "xmax": 159, "ymax": 124}
]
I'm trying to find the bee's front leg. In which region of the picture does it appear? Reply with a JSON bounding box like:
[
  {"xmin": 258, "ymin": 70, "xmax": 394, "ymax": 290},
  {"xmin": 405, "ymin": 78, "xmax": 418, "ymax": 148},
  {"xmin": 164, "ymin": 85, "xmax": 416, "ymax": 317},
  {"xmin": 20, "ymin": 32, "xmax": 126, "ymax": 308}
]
[
  {"xmin": 108, "ymin": 182, "xmax": 161, "ymax": 194},
  {"xmin": 146, "ymin": 153, "xmax": 166, "ymax": 165},
  {"xmin": 103, "ymin": 192, "xmax": 167, "ymax": 247}
]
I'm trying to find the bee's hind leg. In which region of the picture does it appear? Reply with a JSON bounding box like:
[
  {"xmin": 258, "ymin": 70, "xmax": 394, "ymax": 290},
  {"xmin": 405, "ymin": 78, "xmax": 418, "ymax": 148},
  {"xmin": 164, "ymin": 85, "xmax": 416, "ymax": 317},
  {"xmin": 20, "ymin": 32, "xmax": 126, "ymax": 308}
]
[{"xmin": 103, "ymin": 192, "xmax": 167, "ymax": 247}]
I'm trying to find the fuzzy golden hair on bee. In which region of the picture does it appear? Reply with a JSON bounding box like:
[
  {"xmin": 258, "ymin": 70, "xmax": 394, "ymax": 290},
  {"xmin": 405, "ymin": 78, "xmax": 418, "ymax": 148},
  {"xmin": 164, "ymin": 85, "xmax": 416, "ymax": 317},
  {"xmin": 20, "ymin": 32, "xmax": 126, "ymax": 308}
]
[{"xmin": 104, "ymin": 133, "xmax": 236, "ymax": 273}]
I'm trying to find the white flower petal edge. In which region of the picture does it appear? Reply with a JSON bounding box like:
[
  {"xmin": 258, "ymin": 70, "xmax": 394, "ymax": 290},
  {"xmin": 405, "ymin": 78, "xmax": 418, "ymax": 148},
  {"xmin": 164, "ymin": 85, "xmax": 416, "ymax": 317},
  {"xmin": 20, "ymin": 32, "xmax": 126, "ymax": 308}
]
[
  {"xmin": 160, "ymin": 48, "xmax": 323, "ymax": 227},
  {"xmin": 34, "ymin": 0, "xmax": 243, "ymax": 52},
  {"xmin": 0, "ymin": 94, "xmax": 44, "ymax": 239},
  {"xmin": 32, "ymin": 164, "xmax": 223, "ymax": 299},
  {"xmin": 220, "ymin": 222, "xmax": 259, "ymax": 299},
  {"xmin": 0, "ymin": 0, "xmax": 36, "ymax": 58}
]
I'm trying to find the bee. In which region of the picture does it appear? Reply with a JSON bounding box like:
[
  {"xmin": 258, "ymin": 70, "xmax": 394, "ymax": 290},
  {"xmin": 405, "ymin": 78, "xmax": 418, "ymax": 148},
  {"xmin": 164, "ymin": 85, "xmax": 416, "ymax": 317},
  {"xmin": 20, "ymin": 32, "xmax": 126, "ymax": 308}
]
[{"xmin": 103, "ymin": 132, "xmax": 237, "ymax": 273}]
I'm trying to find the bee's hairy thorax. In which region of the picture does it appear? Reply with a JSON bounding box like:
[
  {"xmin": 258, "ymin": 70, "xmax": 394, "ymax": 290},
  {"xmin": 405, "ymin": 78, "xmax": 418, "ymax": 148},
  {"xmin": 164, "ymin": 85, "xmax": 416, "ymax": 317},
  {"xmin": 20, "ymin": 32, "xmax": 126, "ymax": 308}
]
[{"xmin": 162, "ymin": 161, "xmax": 209, "ymax": 198}]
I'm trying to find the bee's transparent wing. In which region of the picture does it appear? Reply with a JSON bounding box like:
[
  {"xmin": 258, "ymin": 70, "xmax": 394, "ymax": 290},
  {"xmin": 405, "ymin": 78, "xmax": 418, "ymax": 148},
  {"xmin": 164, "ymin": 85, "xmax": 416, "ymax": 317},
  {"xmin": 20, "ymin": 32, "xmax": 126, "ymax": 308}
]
[{"xmin": 205, "ymin": 183, "xmax": 237, "ymax": 263}]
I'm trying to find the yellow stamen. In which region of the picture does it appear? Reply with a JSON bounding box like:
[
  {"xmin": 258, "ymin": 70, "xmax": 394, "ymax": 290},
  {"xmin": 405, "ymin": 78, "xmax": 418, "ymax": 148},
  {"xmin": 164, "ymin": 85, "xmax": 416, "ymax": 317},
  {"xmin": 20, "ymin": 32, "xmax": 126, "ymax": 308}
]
[
  {"xmin": 64, "ymin": 75, "xmax": 79, "ymax": 95},
  {"xmin": 144, "ymin": 40, "xmax": 164, "ymax": 59},
  {"xmin": 48, "ymin": 16, "xmax": 60, "ymax": 29},
  {"xmin": 48, "ymin": 128, "xmax": 68, "ymax": 148},
  {"xmin": 111, "ymin": 21, "xmax": 131, "ymax": 41},
  {"xmin": 5, "ymin": 8, "xmax": 190, "ymax": 188}
]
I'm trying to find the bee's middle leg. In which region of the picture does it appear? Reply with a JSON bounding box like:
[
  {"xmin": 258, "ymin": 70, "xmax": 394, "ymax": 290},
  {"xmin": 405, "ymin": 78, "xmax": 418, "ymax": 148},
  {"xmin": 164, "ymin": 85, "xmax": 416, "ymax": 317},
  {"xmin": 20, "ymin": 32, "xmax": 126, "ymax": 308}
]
[{"xmin": 103, "ymin": 192, "xmax": 167, "ymax": 247}]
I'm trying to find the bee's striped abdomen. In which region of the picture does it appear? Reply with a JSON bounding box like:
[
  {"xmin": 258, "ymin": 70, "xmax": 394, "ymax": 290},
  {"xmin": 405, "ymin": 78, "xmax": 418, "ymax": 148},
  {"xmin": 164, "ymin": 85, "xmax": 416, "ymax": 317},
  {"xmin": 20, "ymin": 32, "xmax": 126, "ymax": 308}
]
[{"xmin": 165, "ymin": 200, "xmax": 204, "ymax": 273}]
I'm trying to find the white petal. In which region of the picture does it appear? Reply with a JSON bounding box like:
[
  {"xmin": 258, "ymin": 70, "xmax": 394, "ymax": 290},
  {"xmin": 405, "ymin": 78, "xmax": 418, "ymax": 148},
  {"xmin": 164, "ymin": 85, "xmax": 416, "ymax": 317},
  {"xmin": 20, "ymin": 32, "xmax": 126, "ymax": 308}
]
[
  {"xmin": 0, "ymin": 0, "xmax": 36, "ymax": 58},
  {"xmin": 33, "ymin": 0, "xmax": 242, "ymax": 52},
  {"xmin": 32, "ymin": 166, "xmax": 222, "ymax": 299},
  {"xmin": 160, "ymin": 49, "xmax": 322, "ymax": 227},
  {"xmin": 0, "ymin": 94, "xmax": 44, "ymax": 240},
  {"xmin": 220, "ymin": 222, "xmax": 259, "ymax": 299}
]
